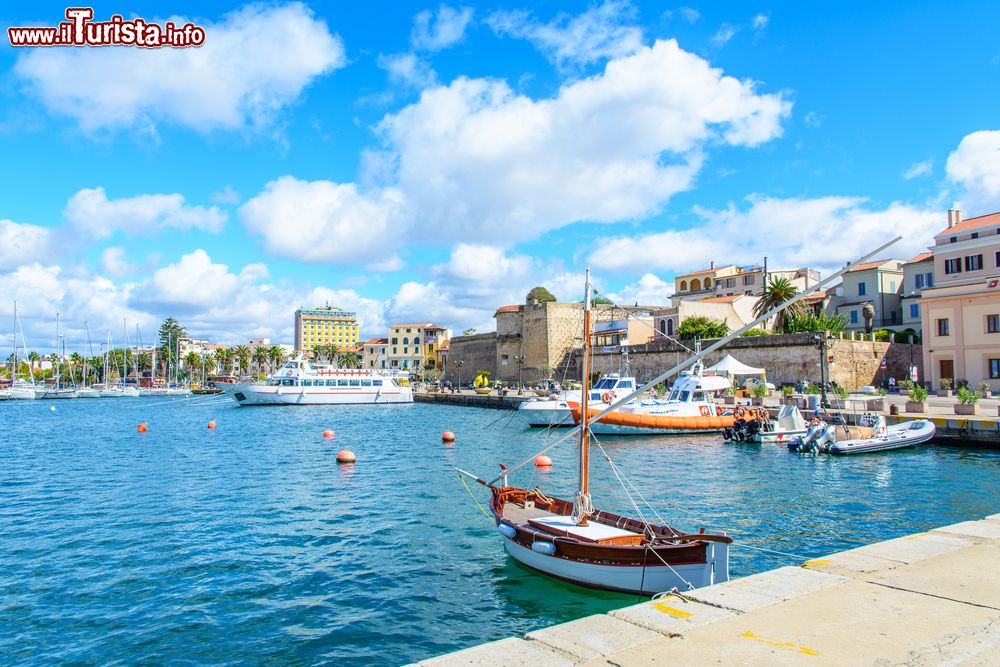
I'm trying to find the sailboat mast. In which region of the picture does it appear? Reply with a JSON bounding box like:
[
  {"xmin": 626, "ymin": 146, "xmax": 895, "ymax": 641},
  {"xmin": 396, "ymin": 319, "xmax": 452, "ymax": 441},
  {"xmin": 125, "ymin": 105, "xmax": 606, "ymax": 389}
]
[{"xmin": 574, "ymin": 268, "xmax": 594, "ymax": 526}]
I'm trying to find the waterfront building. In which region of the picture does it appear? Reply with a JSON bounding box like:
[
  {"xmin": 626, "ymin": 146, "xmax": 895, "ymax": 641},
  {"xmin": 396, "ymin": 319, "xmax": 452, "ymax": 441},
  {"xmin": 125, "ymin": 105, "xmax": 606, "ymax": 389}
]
[
  {"xmin": 901, "ymin": 252, "xmax": 934, "ymax": 336},
  {"xmin": 673, "ymin": 263, "xmax": 740, "ymax": 299},
  {"xmin": 832, "ymin": 259, "xmax": 904, "ymax": 331},
  {"xmin": 387, "ymin": 323, "xmax": 448, "ymax": 372},
  {"xmin": 492, "ymin": 296, "xmax": 584, "ymax": 384},
  {"xmin": 294, "ymin": 305, "xmax": 359, "ymax": 352},
  {"xmin": 653, "ymin": 295, "xmax": 757, "ymax": 338},
  {"xmin": 422, "ymin": 325, "xmax": 451, "ymax": 372},
  {"xmin": 919, "ymin": 209, "xmax": 1000, "ymax": 390},
  {"xmin": 674, "ymin": 262, "xmax": 820, "ymax": 301},
  {"xmin": 363, "ymin": 338, "xmax": 388, "ymax": 370}
]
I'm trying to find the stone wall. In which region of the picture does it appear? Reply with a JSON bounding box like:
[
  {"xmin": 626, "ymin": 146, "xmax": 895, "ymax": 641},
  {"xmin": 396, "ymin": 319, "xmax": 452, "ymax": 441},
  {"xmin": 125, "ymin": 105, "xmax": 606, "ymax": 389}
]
[
  {"xmin": 581, "ymin": 333, "xmax": 922, "ymax": 389},
  {"xmin": 443, "ymin": 332, "xmax": 497, "ymax": 386}
]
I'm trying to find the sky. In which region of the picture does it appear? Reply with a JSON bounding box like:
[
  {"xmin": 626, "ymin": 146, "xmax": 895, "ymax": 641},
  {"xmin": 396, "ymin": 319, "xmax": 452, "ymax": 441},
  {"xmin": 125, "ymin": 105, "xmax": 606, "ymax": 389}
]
[{"xmin": 2, "ymin": 0, "xmax": 1000, "ymax": 352}]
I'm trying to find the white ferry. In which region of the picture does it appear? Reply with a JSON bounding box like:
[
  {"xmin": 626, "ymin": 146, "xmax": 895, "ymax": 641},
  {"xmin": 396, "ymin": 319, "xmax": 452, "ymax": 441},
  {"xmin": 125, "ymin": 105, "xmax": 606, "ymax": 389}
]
[{"xmin": 225, "ymin": 357, "xmax": 413, "ymax": 406}]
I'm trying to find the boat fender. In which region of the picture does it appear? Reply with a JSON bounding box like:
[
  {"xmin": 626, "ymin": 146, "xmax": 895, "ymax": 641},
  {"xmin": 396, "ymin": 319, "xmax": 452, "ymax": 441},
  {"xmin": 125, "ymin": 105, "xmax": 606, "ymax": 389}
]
[
  {"xmin": 601, "ymin": 391, "xmax": 616, "ymax": 403},
  {"xmin": 498, "ymin": 523, "xmax": 517, "ymax": 539},
  {"xmin": 531, "ymin": 541, "xmax": 556, "ymax": 555}
]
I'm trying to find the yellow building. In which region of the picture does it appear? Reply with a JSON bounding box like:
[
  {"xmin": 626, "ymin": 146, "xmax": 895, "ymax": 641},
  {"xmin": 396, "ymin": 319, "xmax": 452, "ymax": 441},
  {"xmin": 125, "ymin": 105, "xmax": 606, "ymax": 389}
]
[{"xmin": 294, "ymin": 305, "xmax": 360, "ymax": 352}]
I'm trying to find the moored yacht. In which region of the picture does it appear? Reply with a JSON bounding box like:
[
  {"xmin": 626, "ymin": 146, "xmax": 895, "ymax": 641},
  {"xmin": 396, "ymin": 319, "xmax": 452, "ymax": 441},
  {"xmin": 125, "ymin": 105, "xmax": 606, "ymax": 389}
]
[
  {"xmin": 226, "ymin": 356, "xmax": 413, "ymax": 406},
  {"xmin": 518, "ymin": 373, "xmax": 638, "ymax": 427}
]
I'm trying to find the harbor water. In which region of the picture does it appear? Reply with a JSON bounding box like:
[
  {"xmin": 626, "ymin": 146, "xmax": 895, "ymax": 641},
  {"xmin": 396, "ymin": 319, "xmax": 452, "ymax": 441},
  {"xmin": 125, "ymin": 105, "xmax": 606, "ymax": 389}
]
[{"xmin": 2, "ymin": 398, "xmax": 1000, "ymax": 665}]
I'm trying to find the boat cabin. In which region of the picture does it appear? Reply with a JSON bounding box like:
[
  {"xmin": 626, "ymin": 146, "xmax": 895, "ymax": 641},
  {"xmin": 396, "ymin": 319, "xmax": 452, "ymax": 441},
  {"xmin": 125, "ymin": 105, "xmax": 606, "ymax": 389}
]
[{"xmin": 589, "ymin": 374, "xmax": 636, "ymax": 402}]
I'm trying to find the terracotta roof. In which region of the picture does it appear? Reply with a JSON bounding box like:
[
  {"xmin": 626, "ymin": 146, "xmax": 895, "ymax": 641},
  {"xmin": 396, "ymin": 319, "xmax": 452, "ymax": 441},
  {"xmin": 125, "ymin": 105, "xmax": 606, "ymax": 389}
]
[
  {"xmin": 364, "ymin": 337, "xmax": 387, "ymax": 345},
  {"xmin": 494, "ymin": 304, "xmax": 524, "ymax": 315},
  {"xmin": 846, "ymin": 259, "xmax": 899, "ymax": 273},
  {"xmin": 904, "ymin": 251, "xmax": 933, "ymax": 264},
  {"xmin": 390, "ymin": 322, "xmax": 434, "ymax": 327},
  {"xmin": 934, "ymin": 211, "xmax": 1000, "ymax": 237},
  {"xmin": 803, "ymin": 290, "xmax": 828, "ymax": 301},
  {"xmin": 701, "ymin": 295, "xmax": 742, "ymax": 303},
  {"xmin": 438, "ymin": 340, "xmax": 451, "ymax": 351},
  {"xmin": 678, "ymin": 265, "xmax": 736, "ymax": 277}
]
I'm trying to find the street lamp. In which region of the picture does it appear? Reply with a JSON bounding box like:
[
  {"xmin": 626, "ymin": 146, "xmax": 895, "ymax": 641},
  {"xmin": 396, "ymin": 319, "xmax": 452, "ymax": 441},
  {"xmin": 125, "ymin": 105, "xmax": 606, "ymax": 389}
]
[
  {"xmin": 514, "ymin": 354, "xmax": 526, "ymax": 394},
  {"xmin": 812, "ymin": 332, "xmax": 834, "ymax": 409},
  {"xmin": 455, "ymin": 359, "xmax": 464, "ymax": 393}
]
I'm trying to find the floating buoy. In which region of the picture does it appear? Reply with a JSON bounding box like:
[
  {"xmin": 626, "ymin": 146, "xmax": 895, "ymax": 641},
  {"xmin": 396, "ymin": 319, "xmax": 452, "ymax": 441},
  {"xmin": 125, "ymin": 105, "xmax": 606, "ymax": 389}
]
[
  {"xmin": 442, "ymin": 430, "xmax": 456, "ymax": 442},
  {"xmin": 137, "ymin": 422, "xmax": 148, "ymax": 433},
  {"xmin": 50, "ymin": 405, "xmax": 56, "ymax": 412},
  {"xmin": 207, "ymin": 420, "xmax": 217, "ymax": 429},
  {"xmin": 336, "ymin": 450, "xmax": 356, "ymax": 463},
  {"xmin": 534, "ymin": 455, "xmax": 552, "ymax": 467},
  {"xmin": 323, "ymin": 429, "xmax": 335, "ymax": 438}
]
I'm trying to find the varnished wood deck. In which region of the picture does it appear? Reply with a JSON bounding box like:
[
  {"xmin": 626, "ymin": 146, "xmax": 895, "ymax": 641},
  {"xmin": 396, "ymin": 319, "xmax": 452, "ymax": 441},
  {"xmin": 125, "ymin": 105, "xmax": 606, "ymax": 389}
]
[{"xmin": 502, "ymin": 502, "xmax": 560, "ymax": 524}]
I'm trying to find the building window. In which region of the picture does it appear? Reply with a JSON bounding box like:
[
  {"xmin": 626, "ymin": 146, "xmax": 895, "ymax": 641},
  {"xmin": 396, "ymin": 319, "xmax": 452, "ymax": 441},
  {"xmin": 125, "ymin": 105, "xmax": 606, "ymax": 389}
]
[
  {"xmin": 950, "ymin": 236, "xmax": 957, "ymax": 243},
  {"xmin": 991, "ymin": 359, "xmax": 1000, "ymax": 379},
  {"xmin": 659, "ymin": 320, "xmax": 666, "ymax": 335},
  {"xmin": 743, "ymin": 275, "xmax": 753, "ymax": 285},
  {"xmin": 715, "ymin": 280, "xmax": 722, "ymax": 289},
  {"xmin": 910, "ymin": 304, "xmax": 919, "ymax": 318},
  {"xmin": 856, "ymin": 282, "xmax": 865, "ymax": 296},
  {"xmin": 413, "ymin": 337, "xmax": 420, "ymax": 344},
  {"xmin": 944, "ymin": 258, "xmax": 962, "ymax": 275},
  {"xmin": 937, "ymin": 318, "xmax": 950, "ymax": 336},
  {"xmin": 925, "ymin": 272, "xmax": 933, "ymax": 287},
  {"xmin": 972, "ymin": 232, "xmax": 980, "ymax": 239},
  {"xmin": 850, "ymin": 310, "xmax": 858, "ymax": 324},
  {"xmin": 965, "ymin": 254, "xmax": 983, "ymax": 271},
  {"xmin": 726, "ymin": 278, "xmax": 735, "ymax": 288},
  {"xmin": 890, "ymin": 280, "xmax": 896, "ymax": 292},
  {"xmin": 915, "ymin": 274, "xmax": 925, "ymax": 289},
  {"xmin": 679, "ymin": 280, "xmax": 687, "ymax": 291},
  {"xmin": 667, "ymin": 319, "xmax": 674, "ymax": 336},
  {"xmin": 391, "ymin": 337, "xmax": 397, "ymax": 344},
  {"xmin": 745, "ymin": 290, "xmax": 753, "ymax": 295},
  {"xmin": 995, "ymin": 250, "xmax": 1000, "ymax": 268},
  {"xmin": 988, "ymin": 314, "xmax": 1000, "ymax": 334}
]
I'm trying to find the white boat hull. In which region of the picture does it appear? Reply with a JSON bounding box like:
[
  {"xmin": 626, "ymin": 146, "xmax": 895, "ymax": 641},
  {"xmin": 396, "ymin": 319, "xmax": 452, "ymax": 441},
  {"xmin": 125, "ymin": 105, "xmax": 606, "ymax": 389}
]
[
  {"xmin": 43, "ymin": 389, "xmax": 78, "ymax": 399},
  {"xmin": 10, "ymin": 386, "xmax": 39, "ymax": 400},
  {"xmin": 829, "ymin": 420, "xmax": 936, "ymax": 455},
  {"xmin": 228, "ymin": 383, "xmax": 413, "ymax": 406},
  {"xmin": 501, "ymin": 535, "xmax": 728, "ymax": 594},
  {"xmin": 76, "ymin": 388, "xmax": 101, "ymax": 398},
  {"xmin": 518, "ymin": 400, "xmax": 576, "ymax": 427},
  {"xmin": 755, "ymin": 427, "xmax": 809, "ymax": 444}
]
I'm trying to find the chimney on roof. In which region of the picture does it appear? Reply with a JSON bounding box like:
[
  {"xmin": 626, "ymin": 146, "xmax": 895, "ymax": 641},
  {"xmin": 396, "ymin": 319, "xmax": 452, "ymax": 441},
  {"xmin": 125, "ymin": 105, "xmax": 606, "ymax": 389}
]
[
  {"xmin": 947, "ymin": 209, "xmax": 955, "ymax": 228},
  {"xmin": 955, "ymin": 209, "xmax": 962, "ymax": 227},
  {"xmin": 710, "ymin": 260, "xmax": 715, "ymax": 270}
]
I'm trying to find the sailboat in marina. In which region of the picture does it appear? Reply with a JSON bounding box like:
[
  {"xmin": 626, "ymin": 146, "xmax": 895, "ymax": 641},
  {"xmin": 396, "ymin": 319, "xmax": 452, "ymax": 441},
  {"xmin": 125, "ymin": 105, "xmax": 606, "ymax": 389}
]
[
  {"xmin": 77, "ymin": 323, "xmax": 101, "ymax": 398},
  {"xmin": 9, "ymin": 300, "xmax": 40, "ymax": 400},
  {"xmin": 42, "ymin": 313, "xmax": 78, "ymax": 399},
  {"xmin": 458, "ymin": 239, "xmax": 900, "ymax": 595}
]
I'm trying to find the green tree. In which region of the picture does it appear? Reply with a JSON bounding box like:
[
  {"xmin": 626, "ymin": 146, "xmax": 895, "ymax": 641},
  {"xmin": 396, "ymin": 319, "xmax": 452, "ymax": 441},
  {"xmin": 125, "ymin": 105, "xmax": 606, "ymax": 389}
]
[
  {"xmin": 252, "ymin": 345, "xmax": 270, "ymax": 377},
  {"xmin": 753, "ymin": 277, "xmax": 805, "ymax": 331},
  {"xmin": 157, "ymin": 317, "xmax": 187, "ymax": 352},
  {"xmin": 677, "ymin": 316, "xmax": 729, "ymax": 340},
  {"xmin": 268, "ymin": 345, "xmax": 287, "ymax": 374},
  {"xmin": 782, "ymin": 312, "xmax": 847, "ymax": 334},
  {"xmin": 590, "ymin": 295, "xmax": 614, "ymax": 305},
  {"xmin": 202, "ymin": 353, "xmax": 216, "ymax": 377},
  {"xmin": 338, "ymin": 351, "xmax": 361, "ymax": 368},
  {"xmin": 526, "ymin": 286, "xmax": 556, "ymax": 303},
  {"xmin": 462, "ymin": 328, "xmax": 477, "ymax": 336},
  {"xmin": 185, "ymin": 351, "xmax": 201, "ymax": 378}
]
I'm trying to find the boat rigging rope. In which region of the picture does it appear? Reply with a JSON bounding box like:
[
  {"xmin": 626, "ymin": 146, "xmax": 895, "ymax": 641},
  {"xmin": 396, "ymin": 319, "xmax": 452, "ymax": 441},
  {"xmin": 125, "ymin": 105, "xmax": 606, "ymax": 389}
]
[{"xmin": 458, "ymin": 473, "xmax": 493, "ymax": 521}]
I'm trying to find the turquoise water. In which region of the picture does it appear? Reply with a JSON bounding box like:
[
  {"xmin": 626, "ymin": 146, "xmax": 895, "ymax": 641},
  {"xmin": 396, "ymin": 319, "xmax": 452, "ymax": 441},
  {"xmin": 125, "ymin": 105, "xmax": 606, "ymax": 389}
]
[{"xmin": 2, "ymin": 398, "xmax": 1000, "ymax": 665}]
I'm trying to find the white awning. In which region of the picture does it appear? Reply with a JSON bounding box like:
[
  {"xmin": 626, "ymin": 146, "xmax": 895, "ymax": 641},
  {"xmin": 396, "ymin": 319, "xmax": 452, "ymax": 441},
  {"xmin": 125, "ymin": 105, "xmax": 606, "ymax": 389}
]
[{"xmin": 706, "ymin": 353, "xmax": 765, "ymax": 375}]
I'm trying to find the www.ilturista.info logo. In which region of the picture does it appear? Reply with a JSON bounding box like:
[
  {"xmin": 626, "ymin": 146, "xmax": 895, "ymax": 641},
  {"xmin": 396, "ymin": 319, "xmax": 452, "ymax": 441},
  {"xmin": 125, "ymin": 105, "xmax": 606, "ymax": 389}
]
[{"xmin": 7, "ymin": 7, "xmax": 206, "ymax": 48}]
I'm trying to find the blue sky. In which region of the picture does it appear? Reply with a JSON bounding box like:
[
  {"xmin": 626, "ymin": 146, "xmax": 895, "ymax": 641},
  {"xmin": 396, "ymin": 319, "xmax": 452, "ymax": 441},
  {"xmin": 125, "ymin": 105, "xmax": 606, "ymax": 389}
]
[{"xmin": 2, "ymin": 1, "xmax": 1000, "ymax": 350}]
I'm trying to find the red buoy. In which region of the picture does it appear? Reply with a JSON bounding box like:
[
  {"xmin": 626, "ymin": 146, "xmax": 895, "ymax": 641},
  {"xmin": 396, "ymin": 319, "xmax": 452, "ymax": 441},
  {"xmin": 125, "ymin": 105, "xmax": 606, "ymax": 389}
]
[
  {"xmin": 137, "ymin": 422, "xmax": 148, "ymax": 433},
  {"xmin": 534, "ymin": 455, "xmax": 552, "ymax": 467},
  {"xmin": 207, "ymin": 420, "xmax": 217, "ymax": 430},
  {"xmin": 442, "ymin": 430, "xmax": 456, "ymax": 442},
  {"xmin": 336, "ymin": 450, "xmax": 356, "ymax": 463},
  {"xmin": 323, "ymin": 429, "xmax": 335, "ymax": 438}
]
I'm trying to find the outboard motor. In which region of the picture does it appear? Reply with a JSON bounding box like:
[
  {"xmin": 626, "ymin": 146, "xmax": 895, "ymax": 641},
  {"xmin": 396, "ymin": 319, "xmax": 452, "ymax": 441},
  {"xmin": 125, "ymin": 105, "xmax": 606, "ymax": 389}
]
[
  {"xmin": 788, "ymin": 420, "xmax": 835, "ymax": 452},
  {"xmin": 723, "ymin": 417, "xmax": 761, "ymax": 443}
]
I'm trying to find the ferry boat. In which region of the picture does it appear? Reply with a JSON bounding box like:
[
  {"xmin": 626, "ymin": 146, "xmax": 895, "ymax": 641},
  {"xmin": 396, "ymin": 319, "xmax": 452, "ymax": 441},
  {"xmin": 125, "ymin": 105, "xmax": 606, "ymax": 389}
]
[
  {"xmin": 517, "ymin": 373, "xmax": 639, "ymax": 427},
  {"xmin": 225, "ymin": 357, "xmax": 413, "ymax": 406}
]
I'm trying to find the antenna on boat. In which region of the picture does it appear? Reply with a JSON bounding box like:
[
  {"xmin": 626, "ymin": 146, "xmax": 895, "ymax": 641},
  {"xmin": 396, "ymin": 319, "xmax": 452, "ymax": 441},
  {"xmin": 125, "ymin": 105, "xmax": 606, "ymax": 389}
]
[
  {"xmin": 573, "ymin": 267, "xmax": 594, "ymax": 526},
  {"xmin": 479, "ymin": 235, "xmax": 903, "ymax": 487}
]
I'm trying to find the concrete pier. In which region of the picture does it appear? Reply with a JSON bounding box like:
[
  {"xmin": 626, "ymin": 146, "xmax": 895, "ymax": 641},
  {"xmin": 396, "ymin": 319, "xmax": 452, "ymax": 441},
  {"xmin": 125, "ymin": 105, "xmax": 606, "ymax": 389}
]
[
  {"xmin": 414, "ymin": 514, "xmax": 1000, "ymax": 665},
  {"xmin": 413, "ymin": 389, "xmax": 532, "ymax": 410}
]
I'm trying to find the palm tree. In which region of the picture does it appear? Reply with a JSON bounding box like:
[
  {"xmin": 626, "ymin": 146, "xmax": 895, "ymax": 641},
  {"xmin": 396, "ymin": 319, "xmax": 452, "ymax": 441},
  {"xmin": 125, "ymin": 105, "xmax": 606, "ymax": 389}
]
[
  {"xmin": 69, "ymin": 352, "xmax": 84, "ymax": 383},
  {"xmin": 214, "ymin": 348, "xmax": 232, "ymax": 377},
  {"xmin": 338, "ymin": 351, "xmax": 361, "ymax": 369},
  {"xmin": 252, "ymin": 345, "xmax": 270, "ymax": 378},
  {"xmin": 185, "ymin": 351, "xmax": 201, "ymax": 380},
  {"xmin": 233, "ymin": 345, "xmax": 251, "ymax": 378},
  {"xmin": 311, "ymin": 344, "xmax": 324, "ymax": 363},
  {"xmin": 753, "ymin": 277, "xmax": 805, "ymax": 332},
  {"xmin": 327, "ymin": 345, "xmax": 341, "ymax": 366},
  {"xmin": 268, "ymin": 345, "xmax": 287, "ymax": 373}
]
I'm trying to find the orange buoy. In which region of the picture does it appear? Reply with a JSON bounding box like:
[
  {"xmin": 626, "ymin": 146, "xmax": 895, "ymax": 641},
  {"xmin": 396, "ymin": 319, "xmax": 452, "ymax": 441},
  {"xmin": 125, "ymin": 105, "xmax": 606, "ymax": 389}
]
[
  {"xmin": 323, "ymin": 429, "xmax": 335, "ymax": 438},
  {"xmin": 336, "ymin": 450, "xmax": 356, "ymax": 463},
  {"xmin": 137, "ymin": 422, "xmax": 148, "ymax": 433},
  {"xmin": 207, "ymin": 420, "xmax": 217, "ymax": 429},
  {"xmin": 442, "ymin": 430, "xmax": 456, "ymax": 442},
  {"xmin": 534, "ymin": 455, "xmax": 552, "ymax": 467}
]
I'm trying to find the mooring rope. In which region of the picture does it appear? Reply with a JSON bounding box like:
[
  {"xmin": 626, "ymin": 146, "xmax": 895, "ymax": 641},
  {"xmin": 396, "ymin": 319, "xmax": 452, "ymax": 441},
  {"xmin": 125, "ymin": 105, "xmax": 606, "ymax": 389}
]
[{"xmin": 459, "ymin": 473, "xmax": 493, "ymax": 521}]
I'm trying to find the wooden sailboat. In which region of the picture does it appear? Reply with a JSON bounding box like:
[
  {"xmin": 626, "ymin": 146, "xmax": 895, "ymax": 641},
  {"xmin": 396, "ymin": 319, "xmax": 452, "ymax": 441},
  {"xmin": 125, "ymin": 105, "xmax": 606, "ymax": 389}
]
[{"xmin": 459, "ymin": 239, "xmax": 901, "ymax": 596}]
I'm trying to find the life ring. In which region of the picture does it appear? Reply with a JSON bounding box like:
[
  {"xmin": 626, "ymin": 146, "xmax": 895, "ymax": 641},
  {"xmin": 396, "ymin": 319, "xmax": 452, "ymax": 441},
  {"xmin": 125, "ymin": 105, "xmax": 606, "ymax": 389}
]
[
  {"xmin": 601, "ymin": 391, "xmax": 616, "ymax": 403},
  {"xmin": 734, "ymin": 407, "xmax": 746, "ymax": 419},
  {"xmin": 699, "ymin": 405, "xmax": 710, "ymax": 416},
  {"xmin": 286, "ymin": 370, "xmax": 293, "ymax": 377}
]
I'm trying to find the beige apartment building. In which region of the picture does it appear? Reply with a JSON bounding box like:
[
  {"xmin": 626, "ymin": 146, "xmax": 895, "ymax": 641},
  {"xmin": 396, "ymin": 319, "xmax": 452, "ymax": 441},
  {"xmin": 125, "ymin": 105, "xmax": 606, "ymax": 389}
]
[
  {"xmin": 674, "ymin": 263, "xmax": 820, "ymax": 301},
  {"xmin": 920, "ymin": 209, "xmax": 1000, "ymax": 390},
  {"xmin": 653, "ymin": 295, "xmax": 757, "ymax": 338},
  {"xmin": 386, "ymin": 323, "xmax": 450, "ymax": 372},
  {"xmin": 362, "ymin": 338, "xmax": 388, "ymax": 370},
  {"xmin": 833, "ymin": 259, "xmax": 904, "ymax": 331},
  {"xmin": 901, "ymin": 252, "xmax": 933, "ymax": 334}
]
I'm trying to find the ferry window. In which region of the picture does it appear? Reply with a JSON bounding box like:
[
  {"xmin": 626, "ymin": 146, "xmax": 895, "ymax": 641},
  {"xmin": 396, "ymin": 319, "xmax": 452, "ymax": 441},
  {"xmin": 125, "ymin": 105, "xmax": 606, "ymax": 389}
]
[
  {"xmin": 326, "ymin": 380, "xmax": 337, "ymax": 386},
  {"xmin": 373, "ymin": 380, "xmax": 382, "ymax": 386},
  {"xmin": 281, "ymin": 378, "xmax": 296, "ymax": 386},
  {"xmin": 362, "ymin": 380, "xmax": 372, "ymax": 386},
  {"xmin": 338, "ymin": 380, "xmax": 349, "ymax": 386},
  {"xmin": 350, "ymin": 380, "xmax": 361, "ymax": 387},
  {"xmin": 678, "ymin": 390, "xmax": 691, "ymax": 402},
  {"xmin": 301, "ymin": 379, "xmax": 312, "ymax": 386}
]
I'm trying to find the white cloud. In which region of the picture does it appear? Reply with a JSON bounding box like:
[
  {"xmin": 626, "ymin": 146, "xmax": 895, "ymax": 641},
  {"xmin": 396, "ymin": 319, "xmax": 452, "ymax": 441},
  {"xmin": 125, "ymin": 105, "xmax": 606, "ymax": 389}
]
[
  {"xmin": 711, "ymin": 23, "xmax": 739, "ymax": 46},
  {"xmin": 377, "ymin": 52, "xmax": 438, "ymax": 89},
  {"xmin": 64, "ymin": 187, "xmax": 227, "ymax": 239},
  {"xmin": 369, "ymin": 255, "xmax": 405, "ymax": 272},
  {"xmin": 664, "ymin": 7, "xmax": 700, "ymax": 24},
  {"xmin": 378, "ymin": 39, "xmax": 791, "ymax": 245},
  {"xmin": 0, "ymin": 219, "xmax": 53, "ymax": 270},
  {"xmin": 752, "ymin": 13, "xmax": 770, "ymax": 30},
  {"xmin": 14, "ymin": 3, "xmax": 346, "ymax": 133},
  {"xmin": 239, "ymin": 176, "xmax": 404, "ymax": 263},
  {"xmin": 590, "ymin": 195, "xmax": 941, "ymax": 278},
  {"xmin": 212, "ymin": 185, "xmax": 242, "ymax": 205},
  {"xmin": 486, "ymin": 1, "xmax": 643, "ymax": 67},
  {"xmin": 804, "ymin": 111, "xmax": 822, "ymax": 128},
  {"xmin": 903, "ymin": 160, "xmax": 933, "ymax": 180},
  {"xmin": 946, "ymin": 130, "xmax": 1000, "ymax": 212},
  {"xmin": 133, "ymin": 249, "xmax": 241, "ymax": 311},
  {"xmin": 99, "ymin": 246, "xmax": 141, "ymax": 278},
  {"xmin": 411, "ymin": 5, "xmax": 475, "ymax": 51},
  {"xmin": 606, "ymin": 273, "xmax": 674, "ymax": 305}
]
